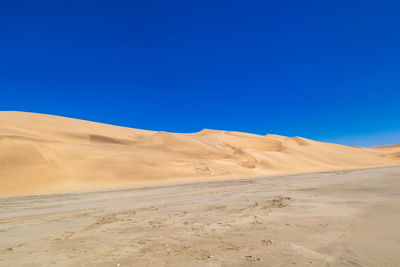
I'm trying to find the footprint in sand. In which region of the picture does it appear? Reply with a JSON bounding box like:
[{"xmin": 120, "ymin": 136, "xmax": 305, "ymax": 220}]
[
  {"xmin": 84, "ymin": 214, "xmax": 118, "ymax": 231},
  {"xmin": 261, "ymin": 239, "xmax": 273, "ymax": 246},
  {"xmin": 193, "ymin": 250, "xmax": 212, "ymax": 260},
  {"xmin": 243, "ymin": 255, "xmax": 262, "ymax": 262}
]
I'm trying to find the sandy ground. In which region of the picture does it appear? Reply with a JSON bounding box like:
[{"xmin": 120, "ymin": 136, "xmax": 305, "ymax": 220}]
[{"xmin": 1, "ymin": 166, "xmax": 400, "ymax": 266}]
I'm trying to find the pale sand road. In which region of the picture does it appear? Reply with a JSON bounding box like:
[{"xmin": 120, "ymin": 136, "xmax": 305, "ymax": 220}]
[{"xmin": 1, "ymin": 167, "xmax": 400, "ymax": 266}]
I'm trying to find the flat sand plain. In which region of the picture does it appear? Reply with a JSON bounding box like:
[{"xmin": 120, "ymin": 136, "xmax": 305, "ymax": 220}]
[{"xmin": 1, "ymin": 166, "xmax": 400, "ymax": 266}]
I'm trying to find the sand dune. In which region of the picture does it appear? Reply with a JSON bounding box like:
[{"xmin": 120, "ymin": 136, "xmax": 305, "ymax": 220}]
[{"xmin": 0, "ymin": 111, "xmax": 399, "ymax": 196}]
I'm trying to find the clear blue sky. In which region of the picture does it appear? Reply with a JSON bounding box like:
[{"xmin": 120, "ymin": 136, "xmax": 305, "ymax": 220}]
[{"xmin": 1, "ymin": 1, "xmax": 400, "ymax": 146}]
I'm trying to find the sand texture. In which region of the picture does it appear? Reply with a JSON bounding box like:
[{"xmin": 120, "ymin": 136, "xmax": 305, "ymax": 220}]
[
  {"xmin": 1, "ymin": 167, "xmax": 400, "ymax": 266},
  {"xmin": 0, "ymin": 111, "xmax": 399, "ymax": 196}
]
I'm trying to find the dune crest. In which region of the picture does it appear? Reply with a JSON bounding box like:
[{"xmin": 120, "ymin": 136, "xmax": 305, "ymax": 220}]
[{"xmin": 0, "ymin": 111, "xmax": 399, "ymax": 196}]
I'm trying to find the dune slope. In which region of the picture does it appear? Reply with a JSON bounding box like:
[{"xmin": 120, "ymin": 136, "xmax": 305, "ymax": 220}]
[{"xmin": 0, "ymin": 111, "xmax": 399, "ymax": 196}]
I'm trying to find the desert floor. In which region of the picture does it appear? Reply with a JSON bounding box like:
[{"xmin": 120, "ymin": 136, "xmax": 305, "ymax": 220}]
[{"xmin": 1, "ymin": 166, "xmax": 400, "ymax": 266}]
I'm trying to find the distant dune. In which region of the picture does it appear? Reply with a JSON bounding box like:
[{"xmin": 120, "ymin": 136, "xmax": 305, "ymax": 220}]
[{"xmin": 0, "ymin": 111, "xmax": 399, "ymax": 196}]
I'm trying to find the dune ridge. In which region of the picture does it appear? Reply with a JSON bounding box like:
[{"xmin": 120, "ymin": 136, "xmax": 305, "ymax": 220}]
[{"xmin": 0, "ymin": 111, "xmax": 399, "ymax": 196}]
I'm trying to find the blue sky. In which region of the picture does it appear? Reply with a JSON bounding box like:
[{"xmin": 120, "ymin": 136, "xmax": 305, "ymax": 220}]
[{"xmin": 1, "ymin": 0, "xmax": 399, "ymax": 146}]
